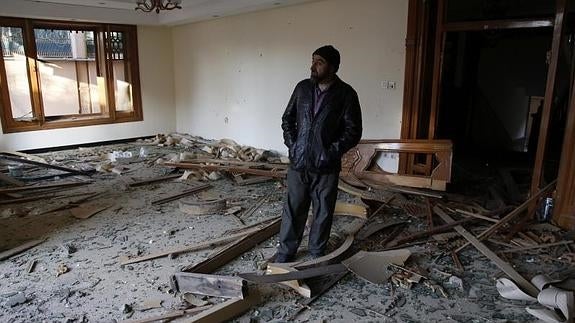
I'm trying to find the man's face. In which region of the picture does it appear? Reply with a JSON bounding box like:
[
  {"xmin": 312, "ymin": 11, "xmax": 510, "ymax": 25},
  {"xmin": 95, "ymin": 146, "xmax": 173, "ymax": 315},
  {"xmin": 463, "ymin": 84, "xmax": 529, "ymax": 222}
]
[{"xmin": 310, "ymin": 54, "xmax": 333, "ymax": 83}]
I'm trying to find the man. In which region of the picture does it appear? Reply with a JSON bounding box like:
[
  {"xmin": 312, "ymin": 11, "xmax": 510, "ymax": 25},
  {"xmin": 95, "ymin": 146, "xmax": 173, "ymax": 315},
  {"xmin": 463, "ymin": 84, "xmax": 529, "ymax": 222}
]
[{"xmin": 277, "ymin": 45, "xmax": 362, "ymax": 262}]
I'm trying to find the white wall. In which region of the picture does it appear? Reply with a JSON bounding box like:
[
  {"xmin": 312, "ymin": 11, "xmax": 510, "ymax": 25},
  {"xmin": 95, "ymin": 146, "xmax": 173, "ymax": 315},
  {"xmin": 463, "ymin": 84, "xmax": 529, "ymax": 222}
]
[
  {"xmin": 0, "ymin": 26, "xmax": 176, "ymax": 151},
  {"xmin": 173, "ymin": 0, "xmax": 408, "ymax": 153}
]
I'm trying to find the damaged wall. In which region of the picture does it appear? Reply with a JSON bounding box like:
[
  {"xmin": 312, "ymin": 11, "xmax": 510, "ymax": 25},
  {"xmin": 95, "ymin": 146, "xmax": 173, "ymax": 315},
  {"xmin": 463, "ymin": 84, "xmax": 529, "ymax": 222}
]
[
  {"xmin": 173, "ymin": 0, "xmax": 408, "ymax": 153},
  {"xmin": 0, "ymin": 26, "xmax": 176, "ymax": 151}
]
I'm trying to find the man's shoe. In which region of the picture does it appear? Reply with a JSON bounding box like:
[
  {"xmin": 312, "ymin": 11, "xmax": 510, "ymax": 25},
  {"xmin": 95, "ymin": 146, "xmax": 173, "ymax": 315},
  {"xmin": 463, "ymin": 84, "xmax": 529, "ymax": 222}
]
[{"xmin": 274, "ymin": 253, "xmax": 295, "ymax": 263}]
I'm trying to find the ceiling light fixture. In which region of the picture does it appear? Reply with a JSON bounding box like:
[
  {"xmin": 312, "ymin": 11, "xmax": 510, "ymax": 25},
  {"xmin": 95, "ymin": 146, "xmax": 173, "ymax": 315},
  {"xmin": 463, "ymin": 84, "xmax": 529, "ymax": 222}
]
[{"xmin": 135, "ymin": 0, "xmax": 182, "ymax": 14}]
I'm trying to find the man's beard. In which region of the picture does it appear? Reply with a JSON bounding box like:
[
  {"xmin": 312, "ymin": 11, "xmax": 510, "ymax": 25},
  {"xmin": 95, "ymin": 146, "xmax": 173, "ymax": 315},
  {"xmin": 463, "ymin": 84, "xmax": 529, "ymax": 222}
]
[{"xmin": 310, "ymin": 71, "xmax": 323, "ymax": 83}]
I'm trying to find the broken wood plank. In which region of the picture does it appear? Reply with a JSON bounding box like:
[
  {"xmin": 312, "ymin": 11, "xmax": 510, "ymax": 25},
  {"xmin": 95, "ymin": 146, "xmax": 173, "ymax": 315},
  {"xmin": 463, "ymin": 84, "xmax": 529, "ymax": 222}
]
[
  {"xmin": 388, "ymin": 217, "xmax": 477, "ymax": 247},
  {"xmin": 356, "ymin": 221, "xmax": 406, "ymax": 241},
  {"xmin": 239, "ymin": 190, "xmax": 275, "ymax": 219},
  {"xmin": 498, "ymin": 241, "xmax": 574, "ymax": 254},
  {"xmin": 0, "ymin": 181, "xmax": 89, "ymax": 194},
  {"xmin": 434, "ymin": 206, "xmax": 539, "ymax": 296},
  {"xmin": 224, "ymin": 216, "xmax": 280, "ymax": 235},
  {"xmin": 165, "ymin": 162, "xmax": 287, "ymax": 179},
  {"xmin": 0, "ymin": 172, "xmax": 25, "ymax": 186},
  {"xmin": 171, "ymin": 273, "xmax": 246, "ymax": 299},
  {"xmin": 455, "ymin": 209, "xmax": 499, "ymax": 223},
  {"xmin": 182, "ymin": 289, "xmax": 261, "ymax": 323},
  {"xmin": 0, "ymin": 238, "xmax": 46, "ymax": 261},
  {"xmin": 266, "ymin": 264, "xmax": 312, "ymax": 298},
  {"xmin": 0, "ymin": 153, "xmax": 89, "ymax": 176},
  {"xmin": 121, "ymin": 305, "xmax": 213, "ymax": 323},
  {"xmin": 288, "ymin": 271, "xmax": 349, "ymax": 319},
  {"xmin": 70, "ymin": 204, "xmax": 112, "ymax": 219},
  {"xmin": 239, "ymin": 264, "xmax": 348, "ymax": 283},
  {"xmin": 128, "ymin": 174, "xmax": 182, "ymax": 187},
  {"xmin": 426, "ymin": 198, "xmax": 434, "ymax": 229},
  {"xmin": 455, "ymin": 180, "xmax": 557, "ymax": 253},
  {"xmin": 181, "ymin": 218, "xmax": 282, "ymax": 273},
  {"xmin": 120, "ymin": 226, "xmax": 265, "ymax": 265},
  {"xmin": 179, "ymin": 198, "xmax": 227, "ymax": 215},
  {"xmin": 294, "ymin": 235, "xmax": 355, "ymax": 270},
  {"xmin": 151, "ymin": 183, "xmax": 211, "ymax": 205}
]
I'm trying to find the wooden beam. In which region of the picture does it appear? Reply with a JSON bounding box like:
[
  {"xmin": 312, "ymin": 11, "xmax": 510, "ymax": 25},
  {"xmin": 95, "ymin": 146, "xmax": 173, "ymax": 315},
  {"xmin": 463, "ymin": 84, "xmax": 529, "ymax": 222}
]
[
  {"xmin": 443, "ymin": 18, "xmax": 553, "ymax": 32},
  {"xmin": 530, "ymin": 0, "xmax": 567, "ymax": 197},
  {"xmin": 434, "ymin": 206, "xmax": 539, "ymax": 297},
  {"xmin": 455, "ymin": 181, "xmax": 556, "ymax": 253},
  {"xmin": 171, "ymin": 273, "xmax": 246, "ymax": 299},
  {"xmin": 555, "ymin": 29, "xmax": 575, "ymax": 229},
  {"xmin": 181, "ymin": 218, "xmax": 281, "ymax": 273}
]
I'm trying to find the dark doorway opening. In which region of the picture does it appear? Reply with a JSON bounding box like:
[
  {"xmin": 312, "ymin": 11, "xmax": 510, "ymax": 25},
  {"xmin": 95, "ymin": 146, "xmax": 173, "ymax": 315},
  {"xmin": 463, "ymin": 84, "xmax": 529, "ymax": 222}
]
[{"xmin": 435, "ymin": 28, "xmax": 553, "ymax": 202}]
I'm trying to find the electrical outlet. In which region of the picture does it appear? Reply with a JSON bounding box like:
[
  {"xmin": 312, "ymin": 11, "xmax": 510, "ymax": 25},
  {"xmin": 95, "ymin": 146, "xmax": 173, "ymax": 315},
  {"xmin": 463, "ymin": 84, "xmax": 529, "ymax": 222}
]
[{"xmin": 388, "ymin": 81, "xmax": 396, "ymax": 90}]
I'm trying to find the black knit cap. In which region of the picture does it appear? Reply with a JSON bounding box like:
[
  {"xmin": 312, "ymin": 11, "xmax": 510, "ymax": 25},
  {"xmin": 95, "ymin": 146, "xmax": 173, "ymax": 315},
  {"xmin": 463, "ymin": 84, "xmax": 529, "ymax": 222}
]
[{"xmin": 313, "ymin": 45, "xmax": 340, "ymax": 73}]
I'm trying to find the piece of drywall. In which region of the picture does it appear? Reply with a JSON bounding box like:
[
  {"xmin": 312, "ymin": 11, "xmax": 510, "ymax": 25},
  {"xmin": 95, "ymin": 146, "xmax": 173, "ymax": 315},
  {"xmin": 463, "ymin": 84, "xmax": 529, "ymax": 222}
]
[
  {"xmin": 173, "ymin": 0, "xmax": 408, "ymax": 153},
  {"xmin": 0, "ymin": 26, "xmax": 176, "ymax": 151}
]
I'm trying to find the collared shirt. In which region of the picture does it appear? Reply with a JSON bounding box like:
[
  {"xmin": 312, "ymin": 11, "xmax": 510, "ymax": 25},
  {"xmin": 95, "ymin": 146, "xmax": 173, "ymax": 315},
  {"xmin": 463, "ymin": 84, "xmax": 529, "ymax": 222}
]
[{"xmin": 312, "ymin": 82, "xmax": 332, "ymax": 116}]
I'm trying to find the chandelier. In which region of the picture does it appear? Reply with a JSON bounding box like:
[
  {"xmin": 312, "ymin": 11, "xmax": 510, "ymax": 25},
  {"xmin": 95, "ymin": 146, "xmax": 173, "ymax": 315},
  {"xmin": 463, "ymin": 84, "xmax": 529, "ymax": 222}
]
[{"xmin": 135, "ymin": 0, "xmax": 182, "ymax": 14}]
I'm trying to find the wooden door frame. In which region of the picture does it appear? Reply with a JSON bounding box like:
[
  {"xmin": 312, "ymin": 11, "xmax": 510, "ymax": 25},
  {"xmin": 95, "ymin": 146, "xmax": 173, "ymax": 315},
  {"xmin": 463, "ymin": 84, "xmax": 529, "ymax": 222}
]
[{"xmin": 400, "ymin": 0, "xmax": 568, "ymax": 214}]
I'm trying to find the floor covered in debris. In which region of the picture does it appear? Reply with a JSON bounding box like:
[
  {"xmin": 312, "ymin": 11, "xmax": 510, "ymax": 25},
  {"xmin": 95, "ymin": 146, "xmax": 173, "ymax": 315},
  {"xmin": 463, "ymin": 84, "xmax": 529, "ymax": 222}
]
[{"xmin": 0, "ymin": 134, "xmax": 572, "ymax": 323}]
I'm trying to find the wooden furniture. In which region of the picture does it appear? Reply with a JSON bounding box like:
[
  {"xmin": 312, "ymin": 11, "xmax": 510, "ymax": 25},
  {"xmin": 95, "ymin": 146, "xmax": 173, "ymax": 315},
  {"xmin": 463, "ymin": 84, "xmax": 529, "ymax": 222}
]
[{"xmin": 340, "ymin": 139, "xmax": 452, "ymax": 191}]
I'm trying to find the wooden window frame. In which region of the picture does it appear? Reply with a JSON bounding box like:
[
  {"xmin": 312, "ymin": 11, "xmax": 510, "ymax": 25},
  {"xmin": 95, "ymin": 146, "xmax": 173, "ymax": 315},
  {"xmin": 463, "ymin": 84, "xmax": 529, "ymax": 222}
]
[{"xmin": 0, "ymin": 17, "xmax": 143, "ymax": 134}]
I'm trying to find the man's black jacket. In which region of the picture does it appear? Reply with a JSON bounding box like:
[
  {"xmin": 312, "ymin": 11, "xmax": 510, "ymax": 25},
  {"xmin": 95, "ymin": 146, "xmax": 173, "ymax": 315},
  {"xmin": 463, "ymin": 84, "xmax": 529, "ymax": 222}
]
[{"xmin": 281, "ymin": 77, "xmax": 362, "ymax": 173}]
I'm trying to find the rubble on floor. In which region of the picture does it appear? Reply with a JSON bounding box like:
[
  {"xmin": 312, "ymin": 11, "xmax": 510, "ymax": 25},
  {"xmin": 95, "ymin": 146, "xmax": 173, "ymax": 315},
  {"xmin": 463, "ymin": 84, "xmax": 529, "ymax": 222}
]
[{"xmin": 0, "ymin": 133, "xmax": 573, "ymax": 322}]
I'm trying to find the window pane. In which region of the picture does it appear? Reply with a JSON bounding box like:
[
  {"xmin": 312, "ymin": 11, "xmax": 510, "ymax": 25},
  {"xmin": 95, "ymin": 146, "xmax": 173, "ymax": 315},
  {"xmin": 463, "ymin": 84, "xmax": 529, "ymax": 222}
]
[
  {"xmin": 108, "ymin": 31, "xmax": 133, "ymax": 112},
  {"xmin": 1, "ymin": 26, "xmax": 34, "ymax": 120},
  {"xmin": 35, "ymin": 29, "xmax": 102, "ymax": 116}
]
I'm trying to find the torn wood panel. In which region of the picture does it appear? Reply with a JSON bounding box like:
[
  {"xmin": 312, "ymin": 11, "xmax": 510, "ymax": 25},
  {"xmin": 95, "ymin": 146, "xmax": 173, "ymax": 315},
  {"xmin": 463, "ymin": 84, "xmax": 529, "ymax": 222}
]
[
  {"xmin": 334, "ymin": 202, "xmax": 368, "ymax": 219},
  {"xmin": 181, "ymin": 218, "xmax": 281, "ymax": 273},
  {"xmin": 433, "ymin": 206, "xmax": 539, "ymax": 297},
  {"xmin": 151, "ymin": 183, "xmax": 212, "ymax": 205},
  {"xmin": 340, "ymin": 139, "xmax": 452, "ymax": 191},
  {"xmin": 182, "ymin": 289, "xmax": 261, "ymax": 323},
  {"xmin": 455, "ymin": 180, "xmax": 557, "ymax": 253},
  {"xmin": 0, "ymin": 238, "xmax": 46, "ymax": 261},
  {"xmin": 171, "ymin": 273, "xmax": 246, "ymax": 299}
]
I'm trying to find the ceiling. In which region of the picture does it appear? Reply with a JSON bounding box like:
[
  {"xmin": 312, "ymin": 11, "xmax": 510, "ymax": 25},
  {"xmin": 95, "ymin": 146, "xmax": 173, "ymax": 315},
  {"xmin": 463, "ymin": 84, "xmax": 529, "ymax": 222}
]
[{"xmin": 4, "ymin": 0, "xmax": 322, "ymax": 25}]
